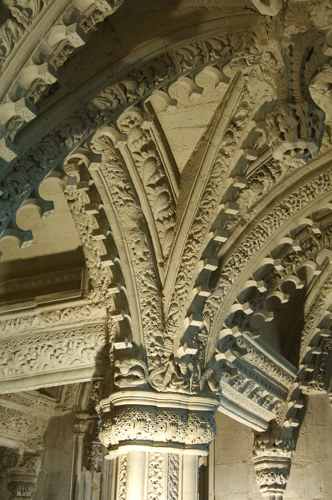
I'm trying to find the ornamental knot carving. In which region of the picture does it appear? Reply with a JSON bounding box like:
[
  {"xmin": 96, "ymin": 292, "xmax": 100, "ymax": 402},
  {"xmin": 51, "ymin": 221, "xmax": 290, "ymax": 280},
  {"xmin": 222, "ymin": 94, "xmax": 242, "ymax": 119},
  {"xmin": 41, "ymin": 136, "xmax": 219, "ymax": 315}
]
[
  {"xmin": 266, "ymin": 102, "xmax": 325, "ymax": 165},
  {"xmin": 97, "ymin": 391, "xmax": 218, "ymax": 453}
]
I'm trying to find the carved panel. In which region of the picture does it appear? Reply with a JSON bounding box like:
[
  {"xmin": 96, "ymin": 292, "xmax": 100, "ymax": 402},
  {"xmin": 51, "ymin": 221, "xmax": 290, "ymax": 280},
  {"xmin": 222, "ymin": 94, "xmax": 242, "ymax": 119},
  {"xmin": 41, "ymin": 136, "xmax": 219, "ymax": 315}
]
[
  {"xmin": 0, "ymin": 323, "xmax": 106, "ymax": 381},
  {"xmin": 148, "ymin": 452, "xmax": 165, "ymax": 500}
]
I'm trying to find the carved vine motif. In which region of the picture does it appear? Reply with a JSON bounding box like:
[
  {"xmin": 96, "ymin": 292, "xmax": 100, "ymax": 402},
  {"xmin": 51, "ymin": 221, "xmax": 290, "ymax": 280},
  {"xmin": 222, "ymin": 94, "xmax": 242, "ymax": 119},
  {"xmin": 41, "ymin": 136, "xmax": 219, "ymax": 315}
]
[
  {"xmin": 0, "ymin": 303, "xmax": 105, "ymax": 335},
  {"xmin": 99, "ymin": 406, "xmax": 216, "ymax": 448},
  {"xmin": 117, "ymin": 454, "xmax": 128, "ymax": 500},
  {"xmin": 167, "ymin": 454, "xmax": 179, "ymax": 500},
  {"xmin": 117, "ymin": 107, "xmax": 176, "ymax": 259},
  {"xmin": 0, "ymin": 392, "xmax": 55, "ymax": 415},
  {"xmin": 0, "ymin": 324, "xmax": 106, "ymax": 377},
  {"xmin": 236, "ymin": 157, "xmax": 286, "ymax": 212},
  {"xmin": 91, "ymin": 135, "xmax": 167, "ymax": 368},
  {"xmin": 148, "ymin": 453, "xmax": 165, "ymax": 500}
]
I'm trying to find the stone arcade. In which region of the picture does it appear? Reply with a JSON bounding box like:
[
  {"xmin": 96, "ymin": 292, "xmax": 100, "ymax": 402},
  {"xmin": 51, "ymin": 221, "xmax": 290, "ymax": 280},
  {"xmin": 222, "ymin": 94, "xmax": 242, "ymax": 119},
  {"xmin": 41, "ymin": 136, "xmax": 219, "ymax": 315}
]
[{"xmin": 0, "ymin": 0, "xmax": 331, "ymax": 499}]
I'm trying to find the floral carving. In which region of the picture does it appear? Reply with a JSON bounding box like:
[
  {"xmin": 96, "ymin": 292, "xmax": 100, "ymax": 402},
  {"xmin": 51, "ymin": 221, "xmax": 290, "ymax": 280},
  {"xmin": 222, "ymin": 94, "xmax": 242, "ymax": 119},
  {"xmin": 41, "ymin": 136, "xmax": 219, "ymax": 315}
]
[
  {"xmin": 0, "ymin": 323, "xmax": 106, "ymax": 378},
  {"xmin": 117, "ymin": 107, "xmax": 176, "ymax": 258},
  {"xmin": 91, "ymin": 136, "xmax": 167, "ymax": 368},
  {"xmin": 99, "ymin": 406, "xmax": 216, "ymax": 449}
]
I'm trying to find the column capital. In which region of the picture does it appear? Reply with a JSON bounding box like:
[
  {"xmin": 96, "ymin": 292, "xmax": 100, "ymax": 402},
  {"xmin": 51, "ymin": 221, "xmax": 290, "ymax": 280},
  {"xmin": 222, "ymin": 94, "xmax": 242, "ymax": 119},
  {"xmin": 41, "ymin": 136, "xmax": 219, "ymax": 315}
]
[{"xmin": 97, "ymin": 390, "xmax": 218, "ymax": 458}]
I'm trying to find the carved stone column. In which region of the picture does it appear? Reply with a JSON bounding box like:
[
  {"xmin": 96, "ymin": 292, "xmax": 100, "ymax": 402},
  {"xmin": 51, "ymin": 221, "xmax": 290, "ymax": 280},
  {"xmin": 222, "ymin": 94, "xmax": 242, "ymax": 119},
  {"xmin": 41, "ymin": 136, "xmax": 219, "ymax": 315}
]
[
  {"xmin": 97, "ymin": 391, "xmax": 218, "ymax": 500},
  {"xmin": 253, "ymin": 433, "xmax": 295, "ymax": 500}
]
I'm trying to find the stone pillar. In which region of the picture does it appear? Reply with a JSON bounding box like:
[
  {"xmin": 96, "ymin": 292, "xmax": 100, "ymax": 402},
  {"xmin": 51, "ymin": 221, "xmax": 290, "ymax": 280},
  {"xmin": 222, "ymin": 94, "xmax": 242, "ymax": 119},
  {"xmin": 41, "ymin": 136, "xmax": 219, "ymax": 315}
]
[
  {"xmin": 253, "ymin": 434, "xmax": 295, "ymax": 500},
  {"xmin": 97, "ymin": 391, "xmax": 218, "ymax": 500}
]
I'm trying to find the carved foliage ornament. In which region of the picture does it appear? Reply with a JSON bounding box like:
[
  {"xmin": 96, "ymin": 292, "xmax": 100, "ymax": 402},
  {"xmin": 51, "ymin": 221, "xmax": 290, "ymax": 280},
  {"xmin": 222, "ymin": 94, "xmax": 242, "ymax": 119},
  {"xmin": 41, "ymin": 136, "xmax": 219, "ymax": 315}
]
[
  {"xmin": 0, "ymin": 323, "xmax": 106, "ymax": 378},
  {"xmin": 0, "ymin": 30, "xmax": 260, "ymax": 231},
  {"xmin": 97, "ymin": 392, "xmax": 218, "ymax": 453},
  {"xmin": 253, "ymin": 434, "xmax": 295, "ymax": 496},
  {"xmin": 266, "ymin": 102, "xmax": 325, "ymax": 164},
  {"xmin": 99, "ymin": 406, "xmax": 216, "ymax": 449}
]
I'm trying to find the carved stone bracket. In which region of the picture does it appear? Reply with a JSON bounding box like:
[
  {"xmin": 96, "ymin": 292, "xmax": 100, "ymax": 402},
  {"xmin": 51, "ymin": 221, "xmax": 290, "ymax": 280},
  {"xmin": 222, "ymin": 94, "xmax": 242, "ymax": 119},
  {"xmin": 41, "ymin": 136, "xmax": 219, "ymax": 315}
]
[
  {"xmin": 7, "ymin": 452, "xmax": 41, "ymax": 500},
  {"xmin": 253, "ymin": 433, "xmax": 295, "ymax": 499}
]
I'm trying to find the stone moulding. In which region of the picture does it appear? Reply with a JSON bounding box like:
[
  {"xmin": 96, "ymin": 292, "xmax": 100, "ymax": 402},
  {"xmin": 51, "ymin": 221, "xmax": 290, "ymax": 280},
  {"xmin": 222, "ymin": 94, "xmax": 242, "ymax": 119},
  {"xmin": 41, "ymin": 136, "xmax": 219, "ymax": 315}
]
[
  {"xmin": 0, "ymin": 22, "xmax": 259, "ymax": 230},
  {"xmin": 0, "ymin": 0, "xmax": 124, "ymax": 150},
  {"xmin": 0, "ymin": 322, "xmax": 107, "ymax": 394},
  {"xmin": 97, "ymin": 390, "xmax": 219, "ymax": 458},
  {"xmin": 205, "ymin": 158, "xmax": 332, "ymax": 361}
]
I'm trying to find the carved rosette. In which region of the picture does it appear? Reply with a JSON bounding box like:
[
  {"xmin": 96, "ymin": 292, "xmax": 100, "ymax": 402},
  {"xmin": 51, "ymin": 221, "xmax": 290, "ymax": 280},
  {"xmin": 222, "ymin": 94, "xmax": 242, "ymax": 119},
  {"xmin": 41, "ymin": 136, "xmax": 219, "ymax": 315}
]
[
  {"xmin": 253, "ymin": 435, "xmax": 295, "ymax": 498},
  {"xmin": 266, "ymin": 102, "xmax": 325, "ymax": 165},
  {"xmin": 97, "ymin": 391, "xmax": 218, "ymax": 457}
]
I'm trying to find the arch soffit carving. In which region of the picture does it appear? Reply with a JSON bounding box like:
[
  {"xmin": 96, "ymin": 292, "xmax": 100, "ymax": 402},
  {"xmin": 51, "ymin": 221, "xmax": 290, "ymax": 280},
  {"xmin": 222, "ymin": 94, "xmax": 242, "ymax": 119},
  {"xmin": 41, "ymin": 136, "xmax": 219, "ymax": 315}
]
[
  {"xmin": 0, "ymin": 10, "xmax": 298, "ymax": 231},
  {"xmin": 204, "ymin": 153, "xmax": 332, "ymax": 362}
]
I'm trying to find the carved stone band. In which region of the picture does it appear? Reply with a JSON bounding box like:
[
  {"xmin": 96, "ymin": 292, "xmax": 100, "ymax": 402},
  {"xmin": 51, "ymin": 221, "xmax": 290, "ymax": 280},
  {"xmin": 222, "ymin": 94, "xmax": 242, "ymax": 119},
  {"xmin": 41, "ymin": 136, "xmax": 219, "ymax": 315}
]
[{"xmin": 97, "ymin": 391, "xmax": 218, "ymax": 456}]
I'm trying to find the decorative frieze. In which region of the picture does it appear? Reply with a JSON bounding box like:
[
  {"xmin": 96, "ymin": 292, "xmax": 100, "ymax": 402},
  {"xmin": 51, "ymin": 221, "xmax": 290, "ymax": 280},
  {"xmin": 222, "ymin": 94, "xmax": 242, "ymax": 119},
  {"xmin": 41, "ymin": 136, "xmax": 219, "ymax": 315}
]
[{"xmin": 0, "ymin": 323, "xmax": 107, "ymax": 392}]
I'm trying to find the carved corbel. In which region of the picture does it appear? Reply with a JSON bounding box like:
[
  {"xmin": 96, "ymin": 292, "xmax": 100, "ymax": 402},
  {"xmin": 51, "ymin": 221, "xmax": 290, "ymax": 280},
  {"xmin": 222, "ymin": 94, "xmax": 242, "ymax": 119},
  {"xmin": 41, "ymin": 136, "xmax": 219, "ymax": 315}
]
[
  {"xmin": 253, "ymin": 431, "xmax": 295, "ymax": 499},
  {"xmin": 7, "ymin": 452, "xmax": 41, "ymax": 500},
  {"xmin": 113, "ymin": 358, "xmax": 148, "ymax": 388},
  {"xmin": 265, "ymin": 101, "xmax": 325, "ymax": 165}
]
